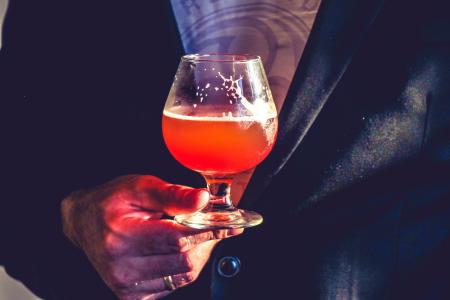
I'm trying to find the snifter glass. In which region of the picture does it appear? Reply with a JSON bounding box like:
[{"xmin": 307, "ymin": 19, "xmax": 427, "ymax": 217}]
[{"xmin": 162, "ymin": 54, "xmax": 278, "ymax": 229}]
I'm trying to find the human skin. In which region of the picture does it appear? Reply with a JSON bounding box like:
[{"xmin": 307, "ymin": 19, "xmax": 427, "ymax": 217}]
[{"xmin": 61, "ymin": 175, "xmax": 243, "ymax": 300}]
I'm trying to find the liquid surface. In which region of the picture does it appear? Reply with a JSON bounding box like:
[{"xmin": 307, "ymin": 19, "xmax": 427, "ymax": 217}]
[{"xmin": 162, "ymin": 110, "xmax": 278, "ymax": 174}]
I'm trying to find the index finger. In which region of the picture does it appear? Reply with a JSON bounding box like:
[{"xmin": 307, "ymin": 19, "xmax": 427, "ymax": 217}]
[{"xmin": 107, "ymin": 218, "xmax": 243, "ymax": 257}]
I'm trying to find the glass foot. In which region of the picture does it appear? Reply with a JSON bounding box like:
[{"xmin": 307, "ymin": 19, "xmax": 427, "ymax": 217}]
[{"xmin": 174, "ymin": 209, "xmax": 263, "ymax": 229}]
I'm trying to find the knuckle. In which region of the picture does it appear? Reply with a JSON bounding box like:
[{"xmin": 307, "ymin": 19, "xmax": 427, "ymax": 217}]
[
  {"xmin": 174, "ymin": 271, "xmax": 198, "ymax": 287},
  {"xmin": 183, "ymin": 271, "xmax": 197, "ymax": 284},
  {"xmin": 139, "ymin": 175, "xmax": 160, "ymax": 188},
  {"xmin": 194, "ymin": 230, "xmax": 215, "ymax": 242},
  {"xmin": 104, "ymin": 241, "xmax": 119, "ymax": 257},
  {"xmin": 165, "ymin": 185, "xmax": 179, "ymax": 203},
  {"xmin": 104, "ymin": 234, "xmax": 126, "ymax": 257},
  {"xmin": 107, "ymin": 266, "xmax": 138, "ymax": 295},
  {"xmin": 178, "ymin": 252, "xmax": 195, "ymax": 273},
  {"xmin": 146, "ymin": 175, "xmax": 165, "ymax": 184},
  {"xmin": 136, "ymin": 175, "xmax": 165, "ymax": 196},
  {"xmin": 167, "ymin": 231, "xmax": 188, "ymax": 252},
  {"xmin": 175, "ymin": 236, "xmax": 190, "ymax": 252},
  {"xmin": 108, "ymin": 263, "xmax": 128, "ymax": 283},
  {"xmin": 107, "ymin": 269, "xmax": 128, "ymax": 291}
]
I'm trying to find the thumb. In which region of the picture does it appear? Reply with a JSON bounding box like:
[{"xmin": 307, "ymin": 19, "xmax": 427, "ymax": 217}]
[
  {"xmin": 138, "ymin": 176, "xmax": 209, "ymax": 216},
  {"xmin": 160, "ymin": 185, "xmax": 210, "ymax": 216}
]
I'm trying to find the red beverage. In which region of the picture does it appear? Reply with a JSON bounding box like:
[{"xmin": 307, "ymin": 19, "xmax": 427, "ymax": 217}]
[{"xmin": 162, "ymin": 110, "xmax": 278, "ymax": 174}]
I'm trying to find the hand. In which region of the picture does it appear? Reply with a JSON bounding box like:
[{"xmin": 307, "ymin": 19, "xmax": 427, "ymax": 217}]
[{"xmin": 61, "ymin": 175, "xmax": 242, "ymax": 300}]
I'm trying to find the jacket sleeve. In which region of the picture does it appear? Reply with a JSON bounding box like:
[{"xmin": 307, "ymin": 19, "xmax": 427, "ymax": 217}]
[{"xmin": 0, "ymin": 1, "xmax": 184, "ymax": 299}]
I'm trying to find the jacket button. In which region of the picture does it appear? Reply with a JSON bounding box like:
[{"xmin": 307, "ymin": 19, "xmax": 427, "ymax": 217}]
[{"xmin": 217, "ymin": 256, "xmax": 241, "ymax": 278}]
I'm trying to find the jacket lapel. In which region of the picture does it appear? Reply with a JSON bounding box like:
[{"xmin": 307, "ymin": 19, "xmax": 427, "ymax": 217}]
[{"xmin": 240, "ymin": 0, "xmax": 385, "ymax": 208}]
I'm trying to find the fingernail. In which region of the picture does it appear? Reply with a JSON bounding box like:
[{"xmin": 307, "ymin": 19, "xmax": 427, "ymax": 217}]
[{"xmin": 199, "ymin": 188, "xmax": 209, "ymax": 197}]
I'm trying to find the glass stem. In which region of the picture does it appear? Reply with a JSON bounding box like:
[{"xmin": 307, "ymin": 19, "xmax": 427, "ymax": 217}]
[{"xmin": 203, "ymin": 175, "xmax": 235, "ymax": 211}]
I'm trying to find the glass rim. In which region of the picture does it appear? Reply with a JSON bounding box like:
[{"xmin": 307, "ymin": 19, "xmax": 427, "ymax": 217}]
[{"xmin": 181, "ymin": 53, "xmax": 261, "ymax": 63}]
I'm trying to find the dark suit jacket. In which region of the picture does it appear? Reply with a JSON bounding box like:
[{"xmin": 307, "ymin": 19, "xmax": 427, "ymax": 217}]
[{"xmin": 1, "ymin": 0, "xmax": 449, "ymax": 299}]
